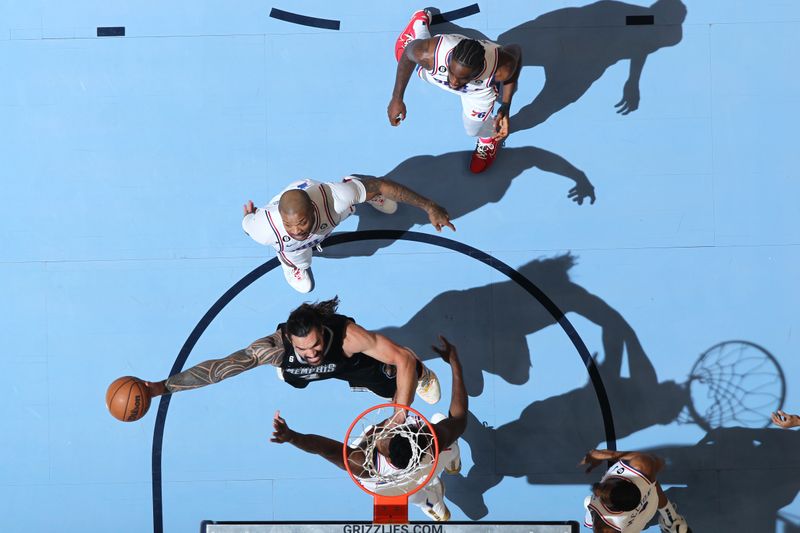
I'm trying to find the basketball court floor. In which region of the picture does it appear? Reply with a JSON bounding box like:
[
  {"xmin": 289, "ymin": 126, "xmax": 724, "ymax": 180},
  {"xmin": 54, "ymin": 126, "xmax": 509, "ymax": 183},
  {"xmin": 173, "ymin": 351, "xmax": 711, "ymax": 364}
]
[{"xmin": 2, "ymin": 1, "xmax": 799, "ymax": 531}]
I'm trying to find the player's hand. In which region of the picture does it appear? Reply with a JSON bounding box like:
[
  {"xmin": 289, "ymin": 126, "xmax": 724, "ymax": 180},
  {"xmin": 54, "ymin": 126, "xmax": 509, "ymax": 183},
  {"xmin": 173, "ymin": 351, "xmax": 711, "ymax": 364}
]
[
  {"xmin": 388, "ymin": 98, "xmax": 407, "ymax": 126},
  {"xmin": 567, "ymin": 180, "xmax": 596, "ymax": 206},
  {"xmin": 432, "ymin": 336, "xmax": 459, "ymax": 365},
  {"xmin": 614, "ymin": 80, "xmax": 640, "ymax": 115},
  {"xmin": 243, "ymin": 200, "xmax": 256, "ymax": 216},
  {"xmin": 493, "ymin": 110, "xmax": 510, "ymax": 141},
  {"xmin": 579, "ymin": 449, "xmax": 604, "ymax": 473},
  {"xmin": 427, "ymin": 204, "xmax": 456, "ymax": 232},
  {"xmin": 771, "ymin": 410, "xmax": 800, "ymax": 429},
  {"xmin": 143, "ymin": 380, "xmax": 167, "ymax": 398},
  {"xmin": 271, "ymin": 410, "xmax": 295, "ymax": 444}
]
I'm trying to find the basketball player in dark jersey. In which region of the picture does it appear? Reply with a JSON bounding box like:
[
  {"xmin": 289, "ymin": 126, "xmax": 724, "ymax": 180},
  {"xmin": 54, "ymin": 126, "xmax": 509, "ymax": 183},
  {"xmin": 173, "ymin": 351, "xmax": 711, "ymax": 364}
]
[{"xmin": 144, "ymin": 296, "xmax": 441, "ymax": 410}]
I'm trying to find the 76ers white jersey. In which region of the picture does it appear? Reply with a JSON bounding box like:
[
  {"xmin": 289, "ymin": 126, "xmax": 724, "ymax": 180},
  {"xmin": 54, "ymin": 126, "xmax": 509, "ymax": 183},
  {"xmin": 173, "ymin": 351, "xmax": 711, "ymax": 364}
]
[
  {"xmin": 353, "ymin": 414, "xmax": 457, "ymax": 497},
  {"xmin": 584, "ymin": 461, "xmax": 658, "ymax": 532},
  {"xmin": 418, "ymin": 34, "xmax": 501, "ymax": 95},
  {"xmin": 241, "ymin": 177, "xmax": 366, "ymax": 267}
]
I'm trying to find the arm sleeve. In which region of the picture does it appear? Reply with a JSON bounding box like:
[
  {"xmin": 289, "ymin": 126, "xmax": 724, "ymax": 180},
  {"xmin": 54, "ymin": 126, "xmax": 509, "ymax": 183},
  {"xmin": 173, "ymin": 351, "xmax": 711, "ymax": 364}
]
[{"xmin": 328, "ymin": 177, "xmax": 368, "ymax": 213}]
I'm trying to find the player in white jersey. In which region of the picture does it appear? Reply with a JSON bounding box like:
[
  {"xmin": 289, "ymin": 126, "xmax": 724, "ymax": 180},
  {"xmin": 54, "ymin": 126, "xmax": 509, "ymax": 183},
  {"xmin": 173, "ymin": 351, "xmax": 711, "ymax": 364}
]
[
  {"xmin": 580, "ymin": 449, "xmax": 692, "ymax": 533},
  {"xmin": 242, "ymin": 174, "xmax": 454, "ymax": 292},
  {"xmin": 388, "ymin": 10, "xmax": 522, "ymax": 173},
  {"xmin": 271, "ymin": 336, "xmax": 467, "ymax": 521}
]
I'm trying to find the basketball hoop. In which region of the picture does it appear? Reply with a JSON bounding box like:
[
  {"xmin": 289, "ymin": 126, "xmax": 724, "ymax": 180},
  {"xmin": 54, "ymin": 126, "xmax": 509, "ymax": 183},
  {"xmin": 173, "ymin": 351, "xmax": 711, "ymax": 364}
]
[{"xmin": 343, "ymin": 403, "xmax": 440, "ymax": 524}]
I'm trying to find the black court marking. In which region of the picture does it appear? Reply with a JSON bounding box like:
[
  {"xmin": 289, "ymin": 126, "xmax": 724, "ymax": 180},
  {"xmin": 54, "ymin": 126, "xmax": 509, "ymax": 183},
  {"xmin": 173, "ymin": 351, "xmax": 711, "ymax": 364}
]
[
  {"xmin": 269, "ymin": 8, "xmax": 340, "ymax": 30},
  {"xmin": 431, "ymin": 4, "xmax": 481, "ymax": 25},
  {"xmin": 151, "ymin": 230, "xmax": 616, "ymax": 533},
  {"xmin": 626, "ymin": 15, "xmax": 655, "ymax": 25},
  {"xmin": 97, "ymin": 26, "xmax": 125, "ymax": 37}
]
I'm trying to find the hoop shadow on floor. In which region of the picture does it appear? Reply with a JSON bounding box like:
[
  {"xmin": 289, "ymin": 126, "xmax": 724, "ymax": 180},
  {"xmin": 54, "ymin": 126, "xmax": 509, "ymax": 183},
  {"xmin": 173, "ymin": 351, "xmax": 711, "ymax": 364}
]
[
  {"xmin": 444, "ymin": 338, "xmax": 786, "ymax": 521},
  {"xmin": 430, "ymin": 0, "xmax": 687, "ymax": 132},
  {"xmin": 653, "ymin": 427, "xmax": 800, "ymax": 532},
  {"xmin": 320, "ymin": 148, "xmax": 594, "ymax": 259}
]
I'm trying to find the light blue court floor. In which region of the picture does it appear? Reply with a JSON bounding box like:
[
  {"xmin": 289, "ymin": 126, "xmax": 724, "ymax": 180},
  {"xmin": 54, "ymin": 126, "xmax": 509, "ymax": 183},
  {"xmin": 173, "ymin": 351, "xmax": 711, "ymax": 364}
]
[{"xmin": 2, "ymin": 1, "xmax": 799, "ymax": 532}]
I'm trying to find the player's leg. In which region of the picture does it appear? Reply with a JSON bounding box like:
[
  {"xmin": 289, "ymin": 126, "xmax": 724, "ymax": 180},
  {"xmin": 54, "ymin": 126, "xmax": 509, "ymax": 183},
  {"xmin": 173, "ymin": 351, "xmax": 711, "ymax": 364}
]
[
  {"xmin": 278, "ymin": 248, "xmax": 314, "ymax": 293},
  {"xmin": 395, "ymin": 9, "xmax": 432, "ymax": 61},
  {"xmin": 656, "ymin": 483, "xmax": 692, "ymax": 533},
  {"xmin": 461, "ymin": 89, "xmax": 501, "ymax": 173},
  {"xmin": 346, "ymin": 359, "xmax": 440, "ymax": 404},
  {"xmin": 410, "ymin": 476, "xmax": 451, "ymax": 521}
]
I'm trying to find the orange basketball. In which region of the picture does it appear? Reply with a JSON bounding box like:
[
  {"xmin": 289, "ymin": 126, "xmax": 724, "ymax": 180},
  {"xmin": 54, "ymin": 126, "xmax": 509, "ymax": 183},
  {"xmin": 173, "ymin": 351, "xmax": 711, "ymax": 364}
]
[{"xmin": 106, "ymin": 376, "xmax": 151, "ymax": 422}]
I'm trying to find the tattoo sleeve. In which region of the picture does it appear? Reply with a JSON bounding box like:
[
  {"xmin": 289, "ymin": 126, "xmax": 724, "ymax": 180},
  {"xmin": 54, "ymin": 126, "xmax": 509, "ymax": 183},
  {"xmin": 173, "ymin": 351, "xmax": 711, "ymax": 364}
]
[
  {"xmin": 165, "ymin": 331, "xmax": 285, "ymax": 393},
  {"xmin": 357, "ymin": 176, "xmax": 434, "ymax": 211}
]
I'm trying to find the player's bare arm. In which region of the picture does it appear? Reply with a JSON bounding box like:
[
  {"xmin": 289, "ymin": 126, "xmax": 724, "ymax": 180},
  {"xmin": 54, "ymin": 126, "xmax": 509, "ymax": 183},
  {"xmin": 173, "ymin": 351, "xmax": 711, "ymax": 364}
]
[
  {"xmin": 145, "ymin": 332, "xmax": 285, "ymax": 397},
  {"xmin": 357, "ymin": 175, "xmax": 455, "ymax": 232},
  {"xmin": 342, "ymin": 322, "xmax": 418, "ymax": 408},
  {"xmin": 580, "ymin": 449, "xmax": 663, "ymax": 481},
  {"xmin": 388, "ymin": 37, "xmax": 438, "ymax": 126},
  {"xmin": 431, "ymin": 336, "xmax": 468, "ymax": 450},
  {"xmin": 271, "ymin": 411, "xmax": 349, "ymax": 470},
  {"xmin": 492, "ymin": 44, "xmax": 523, "ymax": 141}
]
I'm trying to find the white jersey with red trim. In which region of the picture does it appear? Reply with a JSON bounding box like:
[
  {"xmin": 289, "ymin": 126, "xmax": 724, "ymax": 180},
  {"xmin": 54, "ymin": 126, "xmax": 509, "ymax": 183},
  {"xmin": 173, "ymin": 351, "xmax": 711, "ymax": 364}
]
[
  {"xmin": 241, "ymin": 177, "xmax": 366, "ymax": 267},
  {"xmin": 583, "ymin": 460, "xmax": 658, "ymax": 532},
  {"xmin": 417, "ymin": 34, "xmax": 501, "ymax": 95},
  {"xmin": 353, "ymin": 414, "xmax": 455, "ymax": 496}
]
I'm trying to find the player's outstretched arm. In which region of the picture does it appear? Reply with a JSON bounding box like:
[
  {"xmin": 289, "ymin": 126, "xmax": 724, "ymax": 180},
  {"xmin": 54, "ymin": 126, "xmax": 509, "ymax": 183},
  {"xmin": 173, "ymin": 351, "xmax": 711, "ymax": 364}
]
[
  {"xmin": 579, "ymin": 449, "xmax": 664, "ymax": 482},
  {"xmin": 145, "ymin": 332, "xmax": 285, "ymax": 397},
  {"xmin": 343, "ymin": 322, "xmax": 418, "ymax": 409},
  {"xmin": 357, "ymin": 175, "xmax": 455, "ymax": 232},
  {"xmin": 431, "ymin": 336, "xmax": 468, "ymax": 450},
  {"xmin": 271, "ymin": 411, "xmax": 348, "ymax": 470},
  {"xmin": 388, "ymin": 38, "xmax": 436, "ymax": 126}
]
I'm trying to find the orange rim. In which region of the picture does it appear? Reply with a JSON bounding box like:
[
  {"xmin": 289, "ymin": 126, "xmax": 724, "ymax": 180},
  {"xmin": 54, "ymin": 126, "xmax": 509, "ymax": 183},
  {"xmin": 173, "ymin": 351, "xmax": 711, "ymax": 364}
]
[{"xmin": 342, "ymin": 402, "xmax": 440, "ymax": 500}]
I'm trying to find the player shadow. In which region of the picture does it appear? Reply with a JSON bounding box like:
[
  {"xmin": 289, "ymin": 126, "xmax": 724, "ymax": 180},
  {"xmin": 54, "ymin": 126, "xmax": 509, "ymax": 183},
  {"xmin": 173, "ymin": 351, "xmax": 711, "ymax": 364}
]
[
  {"xmin": 442, "ymin": 324, "xmax": 689, "ymax": 519},
  {"xmin": 651, "ymin": 427, "xmax": 800, "ymax": 532},
  {"xmin": 320, "ymin": 148, "xmax": 594, "ymax": 259},
  {"xmin": 375, "ymin": 253, "xmax": 644, "ymax": 397},
  {"xmin": 443, "ymin": 342, "xmax": 788, "ymax": 522},
  {"xmin": 430, "ymin": 0, "xmax": 687, "ymax": 132}
]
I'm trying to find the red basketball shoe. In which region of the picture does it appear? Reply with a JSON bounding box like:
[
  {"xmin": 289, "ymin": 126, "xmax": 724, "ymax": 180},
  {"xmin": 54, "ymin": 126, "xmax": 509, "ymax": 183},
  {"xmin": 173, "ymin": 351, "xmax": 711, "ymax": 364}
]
[
  {"xmin": 395, "ymin": 10, "xmax": 431, "ymax": 61},
  {"xmin": 470, "ymin": 137, "xmax": 499, "ymax": 173}
]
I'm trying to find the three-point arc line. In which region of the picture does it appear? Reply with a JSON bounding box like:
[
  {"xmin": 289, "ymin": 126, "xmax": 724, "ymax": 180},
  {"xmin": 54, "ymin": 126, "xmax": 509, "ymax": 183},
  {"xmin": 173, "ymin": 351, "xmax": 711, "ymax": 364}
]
[{"xmin": 150, "ymin": 230, "xmax": 616, "ymax": 533}]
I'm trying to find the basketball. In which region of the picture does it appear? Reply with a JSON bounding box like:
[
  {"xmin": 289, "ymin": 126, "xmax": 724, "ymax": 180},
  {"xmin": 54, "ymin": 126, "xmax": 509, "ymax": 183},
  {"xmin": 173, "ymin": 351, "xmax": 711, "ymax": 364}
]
[{"xmin": 106, "ymin": 376, "xmax": 151, "ymax": 422}]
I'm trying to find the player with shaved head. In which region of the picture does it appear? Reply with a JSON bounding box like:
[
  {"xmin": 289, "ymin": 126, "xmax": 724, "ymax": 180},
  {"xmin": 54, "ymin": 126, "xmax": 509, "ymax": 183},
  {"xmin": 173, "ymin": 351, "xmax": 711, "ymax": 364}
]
[{"xmin": 242, "ymin": 175, "xmax": 454, "ymax": 292}]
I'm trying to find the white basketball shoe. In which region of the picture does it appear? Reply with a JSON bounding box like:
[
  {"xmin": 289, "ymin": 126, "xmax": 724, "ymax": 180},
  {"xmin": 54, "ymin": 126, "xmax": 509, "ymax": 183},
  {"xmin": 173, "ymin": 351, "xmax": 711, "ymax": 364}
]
[
  {"xmin": 281, "ymin": 263, "xmax": 314, "ymax": 293},
  {"xmin": 367, "ymin": 194, "xmax": 398, "ymax": 214},
  {"xmin": 416, "ymin": 365, "xmax": 441, "ymax": 404}
]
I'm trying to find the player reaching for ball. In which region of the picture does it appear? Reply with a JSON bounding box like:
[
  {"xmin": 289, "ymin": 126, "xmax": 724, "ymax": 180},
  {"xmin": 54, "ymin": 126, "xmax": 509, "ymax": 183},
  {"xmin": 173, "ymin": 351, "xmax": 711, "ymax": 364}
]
[{"xmin": 106, "ymin": 296, "xmax": 441, "ymax": 422}]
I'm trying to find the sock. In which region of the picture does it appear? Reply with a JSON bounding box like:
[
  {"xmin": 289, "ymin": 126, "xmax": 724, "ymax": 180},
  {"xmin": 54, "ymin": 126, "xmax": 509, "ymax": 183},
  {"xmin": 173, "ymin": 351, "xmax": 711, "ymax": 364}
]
[{"xmin": 658, "ymin": 500, "xmax": 679, "ymax": 524}]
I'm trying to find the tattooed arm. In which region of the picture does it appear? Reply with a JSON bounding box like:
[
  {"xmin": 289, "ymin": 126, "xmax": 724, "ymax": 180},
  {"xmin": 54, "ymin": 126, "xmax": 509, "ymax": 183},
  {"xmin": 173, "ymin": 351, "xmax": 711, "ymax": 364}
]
[
  {"xmin": 144, "ymin": 331, "xmax": 285, "ymax": 397},
  {"xmin": 354, "ymin": 174, "xmax": 456, "ymax": 232}
]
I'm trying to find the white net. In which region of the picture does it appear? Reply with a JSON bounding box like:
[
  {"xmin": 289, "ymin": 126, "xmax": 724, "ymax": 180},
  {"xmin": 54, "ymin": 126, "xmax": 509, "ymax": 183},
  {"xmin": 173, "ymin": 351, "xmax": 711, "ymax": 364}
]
[
  {"xmin": 346, "ymin": 405, "xmax": 438, "ymax": 496},
  {"xmin": 687, "ymin": 341, "xmax": 784, "ymax": 430}
]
